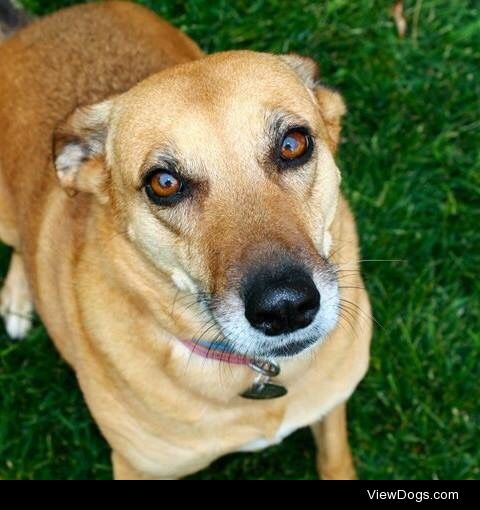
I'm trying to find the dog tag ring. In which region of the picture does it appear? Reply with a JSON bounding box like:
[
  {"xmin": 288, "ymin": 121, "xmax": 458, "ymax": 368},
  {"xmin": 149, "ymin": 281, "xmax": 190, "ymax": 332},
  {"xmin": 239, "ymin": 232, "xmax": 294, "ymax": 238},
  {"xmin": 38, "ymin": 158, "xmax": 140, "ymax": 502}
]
[
  {"xmin": 240, "ymin": 359, "xmax": 288, "ymax": 400},
  {"xmin": 249, "ymin": 359, "xmax": 280, "ymax": 377}
]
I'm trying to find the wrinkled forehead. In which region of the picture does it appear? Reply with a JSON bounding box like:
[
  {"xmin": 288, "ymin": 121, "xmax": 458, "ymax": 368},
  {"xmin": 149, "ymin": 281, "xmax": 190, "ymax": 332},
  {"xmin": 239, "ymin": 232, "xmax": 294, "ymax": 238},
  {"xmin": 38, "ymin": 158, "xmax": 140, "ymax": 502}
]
[{"xmin": 108, "ymin": 53, "xmax": 320, "ymax": 180}]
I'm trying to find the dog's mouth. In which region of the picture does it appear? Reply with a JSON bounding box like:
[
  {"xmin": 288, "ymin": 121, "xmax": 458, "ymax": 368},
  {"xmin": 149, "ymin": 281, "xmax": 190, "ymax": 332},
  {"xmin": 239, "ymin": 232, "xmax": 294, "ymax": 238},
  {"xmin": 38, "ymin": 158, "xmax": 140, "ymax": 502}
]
[{"xmin": 257, "ymin": 337, "xmax": 318, "ymax": 358}]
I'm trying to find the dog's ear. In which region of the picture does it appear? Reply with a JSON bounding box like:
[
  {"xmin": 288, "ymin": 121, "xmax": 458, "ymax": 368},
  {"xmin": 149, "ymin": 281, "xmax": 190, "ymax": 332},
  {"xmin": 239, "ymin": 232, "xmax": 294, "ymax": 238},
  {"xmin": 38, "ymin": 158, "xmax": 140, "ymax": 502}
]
[
  {"xmin": 53, "ymin": 99, "xmax": 114, "ymax": 203},
  {"xmin": 280, "ymin": 54, "xmax": 346, "ymax": 152}
]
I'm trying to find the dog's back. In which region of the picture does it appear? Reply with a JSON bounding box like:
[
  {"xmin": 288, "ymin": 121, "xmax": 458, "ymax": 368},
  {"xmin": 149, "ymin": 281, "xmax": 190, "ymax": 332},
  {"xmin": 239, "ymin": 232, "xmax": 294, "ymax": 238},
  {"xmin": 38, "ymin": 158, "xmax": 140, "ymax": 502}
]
[{"xmin": 0, "ymin": 0, "xmax": 29, "ymax": 247}]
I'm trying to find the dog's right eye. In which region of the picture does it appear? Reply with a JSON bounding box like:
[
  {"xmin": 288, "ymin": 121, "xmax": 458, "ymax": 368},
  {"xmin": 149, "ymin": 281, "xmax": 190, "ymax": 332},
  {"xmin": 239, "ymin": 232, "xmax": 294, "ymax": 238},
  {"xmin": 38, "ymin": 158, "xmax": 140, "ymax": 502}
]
[
  {"xmin": 280, "ymin": 130, "xmax": 309, "ymax": 160},
  {"xmin": 144, "ymin": 169, "xmax": 185, "ymax": 205}
]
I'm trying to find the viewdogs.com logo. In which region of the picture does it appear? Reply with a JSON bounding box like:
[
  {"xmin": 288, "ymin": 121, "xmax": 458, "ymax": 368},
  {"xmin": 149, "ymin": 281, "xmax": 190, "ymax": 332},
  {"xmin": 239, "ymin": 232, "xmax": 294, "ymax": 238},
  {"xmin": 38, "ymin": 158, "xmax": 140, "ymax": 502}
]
[{"xmin": 367, "ymin": 489, "xmax": 459, "ymax": 503}]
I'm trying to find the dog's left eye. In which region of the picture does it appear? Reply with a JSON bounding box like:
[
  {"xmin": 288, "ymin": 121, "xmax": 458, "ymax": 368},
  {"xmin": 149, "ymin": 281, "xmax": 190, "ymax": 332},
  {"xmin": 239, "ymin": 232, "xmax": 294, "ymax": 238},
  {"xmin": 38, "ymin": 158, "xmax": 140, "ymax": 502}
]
[
  {"xmin": 144, "ymin": 169, "xmax": 185, "ymax": 205},
  {"xmin": 278, "ymin": 129, "xmax": 313, "ymax": 166}
]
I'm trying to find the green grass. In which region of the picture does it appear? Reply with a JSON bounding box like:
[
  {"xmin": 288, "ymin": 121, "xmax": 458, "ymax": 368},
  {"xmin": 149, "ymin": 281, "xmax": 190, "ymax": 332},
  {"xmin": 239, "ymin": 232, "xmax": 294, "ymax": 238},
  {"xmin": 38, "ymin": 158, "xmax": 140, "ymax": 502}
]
[{"xmin": 1, "ymin": 0, "xmax": 479, "ymax": 479}]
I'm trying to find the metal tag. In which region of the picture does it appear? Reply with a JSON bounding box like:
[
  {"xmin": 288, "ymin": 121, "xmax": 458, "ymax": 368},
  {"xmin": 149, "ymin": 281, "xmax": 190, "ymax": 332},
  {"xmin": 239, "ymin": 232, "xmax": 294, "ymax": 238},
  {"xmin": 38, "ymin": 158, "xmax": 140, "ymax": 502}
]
[
  {"xmin": 249, "ymin": 359, "xmax": 280, "ymax": 377},
  {"xmin": 241, "ymin": 381, "xmax": 288, "ymax": 400},
  {"xmin": 240, "ymin": 358, "xmax": 287, "ymax": 400}
]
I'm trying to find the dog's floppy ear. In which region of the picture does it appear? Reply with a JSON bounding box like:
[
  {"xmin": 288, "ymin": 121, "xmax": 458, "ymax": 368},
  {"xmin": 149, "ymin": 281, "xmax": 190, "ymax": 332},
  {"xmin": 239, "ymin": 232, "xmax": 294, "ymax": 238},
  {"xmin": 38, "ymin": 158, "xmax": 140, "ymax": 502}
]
[
  {"xmin": 53, "ymin": 99, "xmax": 114, "ymax": 203},
  {"xmin": 280, "ymin": 54, "xmax": 346, "ymax": 152}
]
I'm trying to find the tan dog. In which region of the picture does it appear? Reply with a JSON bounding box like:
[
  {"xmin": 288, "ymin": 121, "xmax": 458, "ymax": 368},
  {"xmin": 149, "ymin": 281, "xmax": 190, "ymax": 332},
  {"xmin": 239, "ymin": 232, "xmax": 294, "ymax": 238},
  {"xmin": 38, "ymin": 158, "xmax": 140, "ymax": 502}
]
[{"xmin": 0, "ymin": 1, "xmax": 371, "ymax": 479}]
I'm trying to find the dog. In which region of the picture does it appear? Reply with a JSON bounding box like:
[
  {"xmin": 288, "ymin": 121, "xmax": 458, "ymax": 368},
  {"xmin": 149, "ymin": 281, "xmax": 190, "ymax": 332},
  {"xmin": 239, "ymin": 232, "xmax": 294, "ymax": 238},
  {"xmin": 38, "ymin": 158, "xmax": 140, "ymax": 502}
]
[{"xmin": 0, "ymin": 1, "xmax": 372, "ymax": 479}]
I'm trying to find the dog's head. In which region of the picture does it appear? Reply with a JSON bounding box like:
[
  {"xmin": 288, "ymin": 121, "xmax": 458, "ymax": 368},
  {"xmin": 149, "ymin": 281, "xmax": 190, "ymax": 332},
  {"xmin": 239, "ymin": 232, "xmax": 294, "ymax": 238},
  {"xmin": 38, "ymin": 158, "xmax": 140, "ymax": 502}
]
[{"xmin": 54, "ymin": 51, "xmax": 345, "ymax": 359}]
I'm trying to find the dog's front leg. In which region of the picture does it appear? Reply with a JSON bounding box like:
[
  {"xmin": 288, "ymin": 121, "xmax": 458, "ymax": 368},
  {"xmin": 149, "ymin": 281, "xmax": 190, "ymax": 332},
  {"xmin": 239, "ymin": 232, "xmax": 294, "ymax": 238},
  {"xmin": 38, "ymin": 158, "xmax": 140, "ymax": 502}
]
[
  {"xmin": 0, "ymin": 252, "xmax": 33, "ymax": 339},
  {"xmin": 112, "ymin": 452, "xmax": 153, "ymax": 480},
  {"xmin": 112, "ymin": 452, "xmax": 176, "ymax": 481},
  {"xmin": 311, "ymin": 402, "xmax": 357, "ymax": 480}
]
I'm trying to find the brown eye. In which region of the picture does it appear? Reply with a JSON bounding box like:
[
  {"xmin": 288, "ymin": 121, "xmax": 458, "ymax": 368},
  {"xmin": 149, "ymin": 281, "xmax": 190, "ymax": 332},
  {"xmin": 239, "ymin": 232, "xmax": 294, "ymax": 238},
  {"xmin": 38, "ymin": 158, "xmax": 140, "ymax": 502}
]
[
  {"xmin": 280, "ymin": 130, "xmax": 309, "ymax": 160},
  {"xmin": 148, "ymin": 170, "xmax": 181, "ymax": 198},
  {"xmin": 145, "ymin": 168, "xmax": 187, "ymax": 205}
]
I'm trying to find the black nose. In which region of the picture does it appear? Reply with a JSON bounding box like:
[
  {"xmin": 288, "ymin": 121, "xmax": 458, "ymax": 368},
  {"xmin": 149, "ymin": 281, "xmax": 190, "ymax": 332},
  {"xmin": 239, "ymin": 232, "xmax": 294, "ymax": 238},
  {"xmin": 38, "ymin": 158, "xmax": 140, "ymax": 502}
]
[{"xmin": 244, "ymin": 267, "xmax": 320, "ymax": 336}]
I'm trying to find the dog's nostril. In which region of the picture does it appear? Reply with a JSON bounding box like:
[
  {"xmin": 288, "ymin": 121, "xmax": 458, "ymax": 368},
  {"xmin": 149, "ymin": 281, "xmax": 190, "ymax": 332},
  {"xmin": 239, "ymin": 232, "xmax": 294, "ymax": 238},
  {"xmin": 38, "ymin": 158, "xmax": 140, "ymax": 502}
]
[{"xmin": 244, "ymin": 268, "xmax": 320, "ymax": 336}]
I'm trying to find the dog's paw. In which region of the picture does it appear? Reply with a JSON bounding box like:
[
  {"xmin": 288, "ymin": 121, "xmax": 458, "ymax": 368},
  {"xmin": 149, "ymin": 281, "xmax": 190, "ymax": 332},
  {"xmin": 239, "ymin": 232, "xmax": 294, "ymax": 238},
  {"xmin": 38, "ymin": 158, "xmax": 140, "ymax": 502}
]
[{"xmin": 0, "ymin": 281, "xmax": 33, "ymax": 340}]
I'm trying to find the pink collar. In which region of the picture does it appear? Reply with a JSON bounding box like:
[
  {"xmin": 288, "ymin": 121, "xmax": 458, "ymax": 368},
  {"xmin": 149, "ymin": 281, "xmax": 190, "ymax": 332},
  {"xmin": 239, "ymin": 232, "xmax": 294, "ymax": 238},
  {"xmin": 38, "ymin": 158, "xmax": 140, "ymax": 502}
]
[{"xmin": 180, "ymin": 338, "xmax": 251, "ymax": 365}]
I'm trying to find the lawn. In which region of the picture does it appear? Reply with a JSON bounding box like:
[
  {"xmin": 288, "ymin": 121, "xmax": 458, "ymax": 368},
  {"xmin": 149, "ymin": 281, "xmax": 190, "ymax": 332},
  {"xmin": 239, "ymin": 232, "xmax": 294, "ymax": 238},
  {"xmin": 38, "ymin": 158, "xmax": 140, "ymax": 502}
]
[{"xmin": 1, "ymin": 0, "xmax": 479, "ymax": 480}]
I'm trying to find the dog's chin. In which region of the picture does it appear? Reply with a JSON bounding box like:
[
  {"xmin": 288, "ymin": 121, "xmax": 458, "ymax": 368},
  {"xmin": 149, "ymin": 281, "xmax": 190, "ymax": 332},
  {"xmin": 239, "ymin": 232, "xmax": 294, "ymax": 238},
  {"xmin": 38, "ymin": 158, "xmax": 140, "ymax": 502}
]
[{"xmin": 253, "ymin": 336, "xmax": 319, "ymax": 359}]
